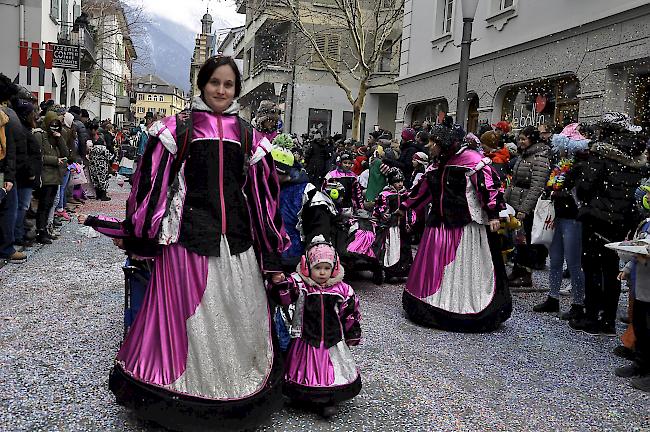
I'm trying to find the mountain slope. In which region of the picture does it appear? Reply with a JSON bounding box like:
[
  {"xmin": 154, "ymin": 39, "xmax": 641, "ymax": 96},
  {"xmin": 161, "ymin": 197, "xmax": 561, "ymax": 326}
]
[{"xmin": 125, "ymin": 3, "xmax": 242, "ymax": 92}]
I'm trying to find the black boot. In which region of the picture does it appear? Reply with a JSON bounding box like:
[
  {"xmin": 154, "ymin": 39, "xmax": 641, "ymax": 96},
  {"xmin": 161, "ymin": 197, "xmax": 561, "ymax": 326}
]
[
  {"xmin": 509, "ymin": 270, "xmax": 532, "ymax": 288},
  {"xmin": 533, "ymin": 296, "xmax": 559, "ymax": 313},
  {"xmin": 630, "ymin": 374, "xmax": 650, "ymax": 392},
  {"xmin": 560, "ymin": 304, "xmax": 584, "ymax": 321},
  {"xmin": 507, "ymin": 265, "xmax": 523, "ymax": 281},
  {"xmin": 615, "ymin": 362, "xmax": 646, "ymax": 378},
  {"xmin": 36, "ymin": 230, "xmax": 52, "ymax": 244}
]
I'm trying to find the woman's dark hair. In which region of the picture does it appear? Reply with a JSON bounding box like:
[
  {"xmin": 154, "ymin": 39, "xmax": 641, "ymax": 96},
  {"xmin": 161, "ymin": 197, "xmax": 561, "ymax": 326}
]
[
  {"xmin": 197, "ymin": 56, "xmax": 242, "ymax": 97},
  {"xmin": 519, "ymin": 125, "xmax": 540, "ymax": 144}
]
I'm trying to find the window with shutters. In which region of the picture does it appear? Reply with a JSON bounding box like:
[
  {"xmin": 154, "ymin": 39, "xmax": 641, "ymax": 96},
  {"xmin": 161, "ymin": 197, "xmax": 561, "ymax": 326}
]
[
  {"xmin": 378, "ymin": 40, "xmax": 393, "ymax": 72},
  {"xmin": 310, "ymin": 34, "xmax": 340, "ymax": 71},
  {"xmin": 50, "ymin": 0, "xmax": 60, "ymax": 23},
  {"xmin": 73, "ymin": 1, "xmax": 80, "ymax": 21}
]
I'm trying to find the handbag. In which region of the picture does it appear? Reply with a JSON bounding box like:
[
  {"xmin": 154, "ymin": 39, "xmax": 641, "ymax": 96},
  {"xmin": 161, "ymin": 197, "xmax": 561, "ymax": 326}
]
[
  {"xmin": 531, "ymin": 196, "xmax": 555, "ymax": 247},
  {"xmin": 69, "ymin": 163, "xmax": 88, "ymax": 186}
]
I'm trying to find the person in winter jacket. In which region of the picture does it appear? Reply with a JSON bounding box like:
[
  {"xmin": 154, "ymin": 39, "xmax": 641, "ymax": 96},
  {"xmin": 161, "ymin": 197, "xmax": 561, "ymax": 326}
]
[
  {"xmin": 481, "ymin": 130, "xmax": 511, "ymax": 177},
  {"xmin": 34, "ymin": 111, "xmax": 69, "ymax": 244},
  {"xmin": 533, "ymin": 128, "xmax": 590, "ymax": 319},
  {"xmin": 10, "ymin": 97, "xmax": 40, "ymax": 247},
  {"xmin": 382, "ymin": 128, "xmax": 426, "ymax": 189},
  {"xmin": 0, "ymin": 75, "xmax": 21, "ymax": 261},
  {"xmin": 365, "ymin": 143, "xmax": 388, "ymax": 203},
  {"xmin": 305, "ymin": 137, "xmax": 334, "ymax": 185},
  {"xmin": 272, "ymin": 141, "xmax": 310, "ymax": 271},
  {"xmin": 67, "ymin": 106, "xmax": 89, "ymax": 158},
  {"xmin": 613, "ymin": 180, "xmax": 650, "ymax": 392},
  {"xmin": 268, "ymin": 238, "xmax": 361, "ymax": 418},
  {"xmin": 505, "ymin": 125, "xmax": 551, "ymax": 288},
  {"xmin": 569, "ymin": 112, "xmax": 649, "ymax": 336}
]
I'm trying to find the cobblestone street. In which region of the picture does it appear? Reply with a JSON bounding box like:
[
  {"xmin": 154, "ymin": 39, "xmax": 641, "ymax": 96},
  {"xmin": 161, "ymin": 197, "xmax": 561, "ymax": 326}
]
[{"xmin": 1, "ymin": 184, "xmax": 649, "ymax": 431}]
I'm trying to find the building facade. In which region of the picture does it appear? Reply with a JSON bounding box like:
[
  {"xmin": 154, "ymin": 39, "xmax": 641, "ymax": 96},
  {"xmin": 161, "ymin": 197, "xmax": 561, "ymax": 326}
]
[
  {"xmin": 79, "ymin": 1, "xmax": 137, "ymax": 126},
  {"xmin": 133, "ymin": 74, "xmax": 186, "ymax": 122},
  {"xmin": 0, "ymin": 0, "xmax": 94, "ymax": 106},
  {"xmin": 217, "ymin": 26, "xmax": 245, "ymax": 76},
  {"xmin": 397, "ymin": 0, "xmax": 650, "ymax": 133},
  {"xmin": 235, "ymin": 0, "xmax": 400, "ymax": 139},
  {"xmin": 189, "ymin": 12, "xmax": 218, "ymax": 98}
]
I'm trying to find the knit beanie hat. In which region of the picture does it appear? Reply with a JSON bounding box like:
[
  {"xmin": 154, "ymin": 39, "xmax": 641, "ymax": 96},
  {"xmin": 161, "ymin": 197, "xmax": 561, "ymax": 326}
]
[
  {"xmin": 480, "ymin": 131, "xmax": 499, "ymax": 150},
  {"xmin": 413, "ymin": 151, "xmax": 428, "ymax": 164},
  {"xmin": 306, "ymin": 236, "xmax": 336, "ymax": 268},
  {"xmin": 401, "ymin": 127, "xmax": 416, "ymax": 142},
  {"xmin": 12, "ymin": 98, "xmax": 34, "ymax": 119},
  {"xmin": 63, "ymin": 112, "xmax": 74, "ymax": 128}
]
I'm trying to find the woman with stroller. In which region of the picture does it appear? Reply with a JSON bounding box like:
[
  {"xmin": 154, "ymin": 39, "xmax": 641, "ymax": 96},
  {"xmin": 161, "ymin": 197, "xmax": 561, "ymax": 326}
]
[{"xmin": 400, "ymin": 125, "xmax": 512, "ymax": 332}]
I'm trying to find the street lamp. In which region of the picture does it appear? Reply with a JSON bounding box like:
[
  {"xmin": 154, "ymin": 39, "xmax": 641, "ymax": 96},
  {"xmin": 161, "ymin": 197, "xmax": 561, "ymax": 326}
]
[{"xmin": 456, "ymin": 0, "xmax": 479, "ymax": 130}]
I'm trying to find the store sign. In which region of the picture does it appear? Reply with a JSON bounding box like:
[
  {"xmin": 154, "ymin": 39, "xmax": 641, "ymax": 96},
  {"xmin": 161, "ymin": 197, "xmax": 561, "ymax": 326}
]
[
  {"xmin": 511, "ymin": 102, "xmax": 546, "ymax": 129},
  {"xmin": 52, "ymin": 44, "xmax": 80, "ymax": 69}
]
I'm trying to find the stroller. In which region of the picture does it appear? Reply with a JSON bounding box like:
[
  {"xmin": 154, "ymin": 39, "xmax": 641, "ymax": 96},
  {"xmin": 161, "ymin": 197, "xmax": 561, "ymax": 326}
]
[
  {"xmin": 118, "ymin": 143, "xmax": 137, "ymax": 178},
  {"xmin": 337, "ymin": 210, "xmax": 385, "ymax": 285},
  {"xmin": 121, "ymin": 257, "xmax": 151, "ymax": 340}
]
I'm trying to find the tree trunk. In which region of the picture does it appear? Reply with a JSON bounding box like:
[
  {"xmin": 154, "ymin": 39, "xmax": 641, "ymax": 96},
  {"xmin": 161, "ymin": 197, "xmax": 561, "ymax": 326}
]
[{"xmin": 351, "ymin": 85, "xmax": 368, "ymax": 141}]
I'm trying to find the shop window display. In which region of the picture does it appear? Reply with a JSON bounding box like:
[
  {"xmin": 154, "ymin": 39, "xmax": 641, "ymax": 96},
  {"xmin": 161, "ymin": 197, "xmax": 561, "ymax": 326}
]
[{"xmin": 501, "ymin": 76, "xmax": 580, "ymax": 129}]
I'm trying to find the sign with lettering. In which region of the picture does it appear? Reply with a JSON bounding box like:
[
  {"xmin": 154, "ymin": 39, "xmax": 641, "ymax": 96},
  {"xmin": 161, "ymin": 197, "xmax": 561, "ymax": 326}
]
[
  {"xmin": 511, "ymin": 102, "xmax": 546, "ymax": 129},
  {"xmin": 52, "ymin": 44, "xmax": 80, "ymax": 69}
]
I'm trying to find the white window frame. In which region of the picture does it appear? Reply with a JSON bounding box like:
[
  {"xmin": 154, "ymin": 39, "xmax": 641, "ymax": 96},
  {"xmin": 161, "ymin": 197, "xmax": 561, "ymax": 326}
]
[
  {"xmin": 147, "ymin": 94, "xmax": 152, "ymax": 101},
  {"xmin": 431, "ymin": 0, "xmax": 455, "ymax": 52},
  {"xmin": 151, "ymin": 84, "xmax": 157, "ymax": 90},
  {"xmin": 137, "ymin": 93, "xmax": 144, "ymax": 101},
  {"xmin": 159, "ymin": 95, "xmax": 164, "ymax": 102},
  {"xmin": 487, "ymin": 0, "xmax": 519, "ymax": 31},
  {"xmin": 137, "ymin": 107, "xmax": 145, "ymax": 114}
]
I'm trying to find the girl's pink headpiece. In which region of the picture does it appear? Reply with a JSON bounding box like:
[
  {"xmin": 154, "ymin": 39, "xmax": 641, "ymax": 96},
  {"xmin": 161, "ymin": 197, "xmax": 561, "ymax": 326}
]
[{"xmin": 307, "ymin": 242, "xmax": 336, "ymax": 268}]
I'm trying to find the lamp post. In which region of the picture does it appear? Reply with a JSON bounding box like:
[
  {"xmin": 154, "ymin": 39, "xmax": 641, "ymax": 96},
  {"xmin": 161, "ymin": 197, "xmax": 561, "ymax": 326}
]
[{"xmin": 456, "ymin": 0, "xmax": 479, "ymax": 130}]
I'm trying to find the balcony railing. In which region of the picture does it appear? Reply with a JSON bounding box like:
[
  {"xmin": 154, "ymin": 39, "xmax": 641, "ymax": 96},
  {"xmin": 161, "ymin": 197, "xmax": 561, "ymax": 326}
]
[
  {"xmin": 57, "ymin": 23, "xmax": 96, "ymax": 71},
  {"xmin": 251, "ymin": 59, "xmax": 291, "ymax": 77}
]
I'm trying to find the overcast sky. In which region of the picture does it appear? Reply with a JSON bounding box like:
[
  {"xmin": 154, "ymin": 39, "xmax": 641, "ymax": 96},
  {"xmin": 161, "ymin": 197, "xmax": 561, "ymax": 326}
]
[{"xmin": 125, "ymin": 0, "xmax": 244, "ymax": 32}]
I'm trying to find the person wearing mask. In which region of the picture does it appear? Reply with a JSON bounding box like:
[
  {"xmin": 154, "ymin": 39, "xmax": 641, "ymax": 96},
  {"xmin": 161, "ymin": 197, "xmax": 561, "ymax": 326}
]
[
  {"xmin": 505, "ymin": 126, "xmax": 551, "ymax": 288},
  {"xmin": 569, "ymin": 112, "xmax": 649, "ymax": 336},
  {"xmin": 0, "ymin": 74, "xmax": 20, "ymax": 262},
  {"xmin": 34, "ymin": 111, "xmax": 68, "ymax": 244}
]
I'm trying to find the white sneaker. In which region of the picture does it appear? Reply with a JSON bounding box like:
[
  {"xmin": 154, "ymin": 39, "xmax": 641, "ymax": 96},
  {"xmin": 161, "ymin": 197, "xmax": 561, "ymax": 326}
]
[{"xmin": 559, "ymin": 286, "xmax": 571, "ymax": 296}]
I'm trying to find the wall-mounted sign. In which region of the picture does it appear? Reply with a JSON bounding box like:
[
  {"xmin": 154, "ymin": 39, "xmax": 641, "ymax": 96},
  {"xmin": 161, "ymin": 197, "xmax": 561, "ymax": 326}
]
[{"xmin": 52, "ymin": 44, "xmax": 80, "ymax": 69}]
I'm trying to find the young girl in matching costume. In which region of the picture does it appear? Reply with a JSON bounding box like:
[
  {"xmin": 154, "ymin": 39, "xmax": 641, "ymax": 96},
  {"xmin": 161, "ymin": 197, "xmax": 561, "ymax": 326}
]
[
  {"xmin": 269, "ymin": 236, "xmax": 362, "ymax": 418},
  {"xmin": 373, "ymin": 169, "xmax": 416, "ymax": 280}
]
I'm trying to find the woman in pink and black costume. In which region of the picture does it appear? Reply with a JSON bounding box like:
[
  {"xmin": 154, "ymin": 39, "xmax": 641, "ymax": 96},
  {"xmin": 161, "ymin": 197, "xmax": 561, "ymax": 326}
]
[
  {"xmin": 82, "ymin": 56, "xmax": 289, "ymax": 431},
  {"xmin": 269, "ymin": 237, "xmax": 361, "ymax": 417},
  {"xmin": 400, "ymin": 125, "xmax": 512, "ymax": 333}
]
